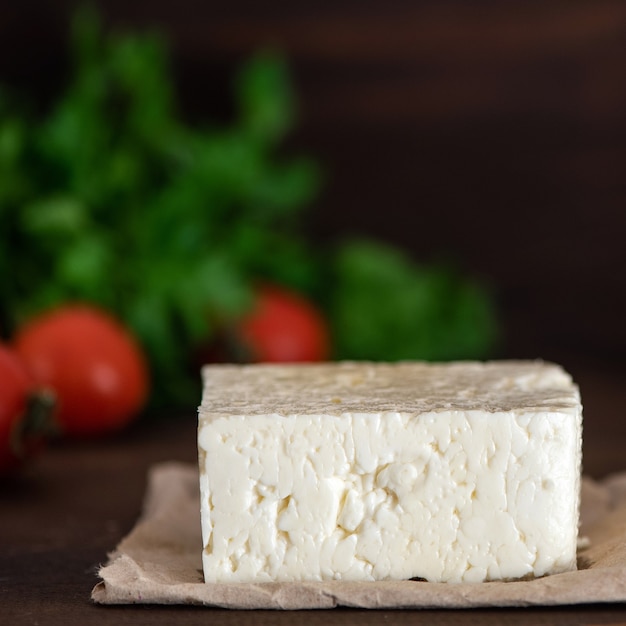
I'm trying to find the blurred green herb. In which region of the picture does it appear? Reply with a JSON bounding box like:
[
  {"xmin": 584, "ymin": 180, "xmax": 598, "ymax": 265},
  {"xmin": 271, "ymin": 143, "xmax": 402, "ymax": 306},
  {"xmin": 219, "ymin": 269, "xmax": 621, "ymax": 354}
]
[
  {"xmin": 0, "ymin": 7, "xmax": 498, "ymax": 408},
  {"xmin": 0, "ymin": 7, "xmax": 319, "ymax": 405},
  {"xmin": 328, "ymin": 241, "xmax": 498, "ymax": 362}
]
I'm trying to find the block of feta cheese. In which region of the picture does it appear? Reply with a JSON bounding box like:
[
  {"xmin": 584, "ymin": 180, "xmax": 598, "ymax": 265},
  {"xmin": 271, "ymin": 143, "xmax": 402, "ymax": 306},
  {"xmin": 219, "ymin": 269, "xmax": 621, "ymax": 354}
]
[{"xmin": 197, "ymin": 360, "xmax": 582, "ymax": 584}]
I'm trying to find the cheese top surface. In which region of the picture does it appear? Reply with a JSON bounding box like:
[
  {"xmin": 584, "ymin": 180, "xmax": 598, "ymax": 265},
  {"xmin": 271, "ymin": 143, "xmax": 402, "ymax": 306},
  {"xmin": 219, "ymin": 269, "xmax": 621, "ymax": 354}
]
[{"xmin": 199, "ymin": 360, "xmax": 579, "ymax": 418}]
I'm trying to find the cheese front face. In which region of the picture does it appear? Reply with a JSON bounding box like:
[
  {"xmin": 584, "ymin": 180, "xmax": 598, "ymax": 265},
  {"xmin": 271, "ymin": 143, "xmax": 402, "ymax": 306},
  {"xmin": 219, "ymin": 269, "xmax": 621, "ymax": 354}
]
[{"xmin": 197, "ymin": 361, "xmax": 582, "ymax": 583}]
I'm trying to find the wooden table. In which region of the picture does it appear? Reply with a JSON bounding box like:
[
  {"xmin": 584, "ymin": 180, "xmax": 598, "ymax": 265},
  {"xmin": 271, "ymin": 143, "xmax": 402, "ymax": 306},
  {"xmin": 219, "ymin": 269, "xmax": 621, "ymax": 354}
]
[{"xmin": 3, "ymin": 352, "xmax": 626, "ymax": 625}]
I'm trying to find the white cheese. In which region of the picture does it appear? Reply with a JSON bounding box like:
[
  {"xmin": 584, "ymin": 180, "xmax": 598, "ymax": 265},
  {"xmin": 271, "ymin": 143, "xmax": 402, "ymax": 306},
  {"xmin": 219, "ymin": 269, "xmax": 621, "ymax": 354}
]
[{"xmin": 197, "ymin": 361, "xmax": 582, "ymax": 583}]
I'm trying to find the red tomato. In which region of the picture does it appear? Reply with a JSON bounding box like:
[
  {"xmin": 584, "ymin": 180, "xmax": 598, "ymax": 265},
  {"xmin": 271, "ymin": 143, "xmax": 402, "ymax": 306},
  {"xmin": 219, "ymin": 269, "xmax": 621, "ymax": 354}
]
[
  {"xmin": 14, "ymin": 305, "xmax": 149, "ymax": 437},
  {"xmin": 236, "ymin": 284, "xmax": 330, "ymax": 362},
  {"xmin": 0, "ymin": 345, "xmax": 49, "ymax": 473}
]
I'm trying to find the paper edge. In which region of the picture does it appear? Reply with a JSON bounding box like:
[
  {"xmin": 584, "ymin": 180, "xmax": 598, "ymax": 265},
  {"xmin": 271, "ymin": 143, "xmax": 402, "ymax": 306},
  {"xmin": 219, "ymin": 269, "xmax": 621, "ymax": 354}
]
[{"xmin": 91, "ymin": 462, "xmax": 626, "ymax": 610}]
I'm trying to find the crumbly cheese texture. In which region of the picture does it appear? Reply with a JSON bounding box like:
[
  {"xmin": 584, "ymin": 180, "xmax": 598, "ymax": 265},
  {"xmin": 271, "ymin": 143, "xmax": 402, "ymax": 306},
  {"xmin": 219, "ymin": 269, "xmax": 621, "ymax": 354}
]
[{"xmin": 197, "ymin": 361, "xmax": 582, "ymax": 584}]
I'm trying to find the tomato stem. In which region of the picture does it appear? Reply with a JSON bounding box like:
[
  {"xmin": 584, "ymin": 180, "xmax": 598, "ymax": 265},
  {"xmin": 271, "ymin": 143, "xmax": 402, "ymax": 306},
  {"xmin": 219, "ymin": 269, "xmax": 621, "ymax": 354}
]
[{"xmin": 10, "ymin": 389, "xmax": 58, "ymax": 460}]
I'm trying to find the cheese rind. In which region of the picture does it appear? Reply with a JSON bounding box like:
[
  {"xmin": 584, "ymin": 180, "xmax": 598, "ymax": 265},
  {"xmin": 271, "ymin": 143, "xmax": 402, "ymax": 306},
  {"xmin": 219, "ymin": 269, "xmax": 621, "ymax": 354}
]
[{"xmin": 197, "ymin": 361, "xmax": 582, "ymax": 583}]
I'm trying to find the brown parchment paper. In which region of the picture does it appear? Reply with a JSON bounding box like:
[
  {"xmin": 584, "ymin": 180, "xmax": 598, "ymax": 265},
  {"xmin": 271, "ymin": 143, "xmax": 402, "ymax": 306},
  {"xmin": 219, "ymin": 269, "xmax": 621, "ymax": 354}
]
[{"xmin": 91, "ymin": 462, "xmax": 626, "ymax": 609}]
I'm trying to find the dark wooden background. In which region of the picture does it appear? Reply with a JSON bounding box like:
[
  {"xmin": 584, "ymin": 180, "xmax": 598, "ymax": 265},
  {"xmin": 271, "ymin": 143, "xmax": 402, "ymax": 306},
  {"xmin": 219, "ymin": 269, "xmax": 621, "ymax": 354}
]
[
  {"xmin": 2, "ymin": 0, "xmax": 626, "ymax": 362},
  {"xmin": 3, "ymin": 6, "xmax": 626, "ymax": 621}
]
